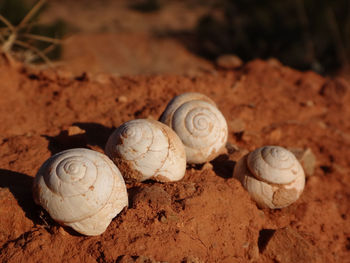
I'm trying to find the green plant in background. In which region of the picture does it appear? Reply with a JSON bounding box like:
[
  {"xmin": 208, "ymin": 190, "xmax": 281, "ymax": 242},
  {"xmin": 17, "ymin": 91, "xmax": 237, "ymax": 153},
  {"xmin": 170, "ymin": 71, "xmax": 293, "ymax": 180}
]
[
  {"xmin": 0, "ymin": 0, "xmax": 65, "ymax": 65},
  {"xmin": 195, "ymin": 0, "xmax": 350, "ymax": 74}
]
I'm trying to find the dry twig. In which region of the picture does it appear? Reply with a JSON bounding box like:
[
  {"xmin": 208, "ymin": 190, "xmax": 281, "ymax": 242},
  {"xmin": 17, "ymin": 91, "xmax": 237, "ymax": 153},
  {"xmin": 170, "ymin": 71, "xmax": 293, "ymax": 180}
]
[{"xmin": 0, "ymin": 0, "xmax": 61, "ymax": 65}]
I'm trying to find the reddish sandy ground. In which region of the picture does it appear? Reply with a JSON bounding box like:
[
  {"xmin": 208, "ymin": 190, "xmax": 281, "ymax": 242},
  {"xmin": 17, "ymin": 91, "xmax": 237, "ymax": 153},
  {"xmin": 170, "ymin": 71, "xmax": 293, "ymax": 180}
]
[
  {"xmin": 38, "ymin": 0, "xmax": 214, "ymax": 77},
  {"xmin": 0, "ymin": 55, "xmax": 349, "ymax": 262}
]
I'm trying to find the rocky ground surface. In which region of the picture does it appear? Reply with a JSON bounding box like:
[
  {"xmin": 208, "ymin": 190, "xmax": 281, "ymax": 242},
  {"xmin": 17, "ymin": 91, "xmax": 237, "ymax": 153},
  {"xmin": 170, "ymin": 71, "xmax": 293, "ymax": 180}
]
[{"xmin": 0, "ymin": 55, "xmax": 349, "ymax": 262}]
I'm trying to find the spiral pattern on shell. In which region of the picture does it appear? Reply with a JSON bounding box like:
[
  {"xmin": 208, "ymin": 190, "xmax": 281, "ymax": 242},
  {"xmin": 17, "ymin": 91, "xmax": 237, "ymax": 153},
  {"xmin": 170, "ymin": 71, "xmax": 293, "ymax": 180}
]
[
  {"xmin": 159, "ymin": 92, "xmax": 217, "ymax": 125},
  {"xmin": 33, "ymin": 148, "xmax": 128, "ymax": 235},
  {"xmin": 105, "ymin": 119, "xmax": 186, "ymax": 182},
  {"xmin": 233, "ymin": 146, "xmax": 305, "ymax": 209},
  {"xmin": 160, "ymin": 93, "xmax": 228, "ymax": 164},
  {"xmin": 247, "ymin": 146, "xmax": 302, "ymax": 184},
  {"xmin": 47, "ymin": 155, "xmax": 98, "ymax": 197},
  {"xmin": 109, "ymin": 119, "xmax": 157, "ymax": 163},
  {"xmin": 173, "ymin": 101, "xmax": 224, "ymax": 148}
]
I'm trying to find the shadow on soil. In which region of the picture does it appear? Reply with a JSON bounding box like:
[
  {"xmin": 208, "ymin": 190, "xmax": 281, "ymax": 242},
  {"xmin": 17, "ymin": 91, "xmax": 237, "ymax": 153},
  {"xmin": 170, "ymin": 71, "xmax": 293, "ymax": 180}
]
[
  {"xmin": 73, "ymin": 122, "xmax": 115, "ymax": 149},
  {"xmin": 258, "ymin": 229, "xmax": 276, "ymax": 253},
  {"xmin": 43, "ymin": 122, "xmax": 115, "ymax": 155},
  {"xmin": 0, "ymin": 169, "xmax": 40, "ymax": 224},
  {"xmin": 211, "ymin": 154, "xmax": 235, "ymax": 179}
]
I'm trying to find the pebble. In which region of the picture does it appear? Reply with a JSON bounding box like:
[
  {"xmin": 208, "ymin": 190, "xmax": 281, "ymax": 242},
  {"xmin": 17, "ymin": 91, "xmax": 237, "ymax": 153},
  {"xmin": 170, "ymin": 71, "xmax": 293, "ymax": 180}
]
[
  {"xmin": 95, "ymin": 73, "xmax": 111, "ymax": 84},
  {"xmin": 266, "ymin": 58, "xmax": 282, "ymax": 67},
  {"xmin": 216, "ymin": 54, "xmax": 243, "ymax": 69},
  {"xmin": 290, "ymin": 148, "xmax": 316, "ymax": 177},
  {"xmin": 117, "ymin": 96, "xmax": 128, "ymax": 103},
  {"xmin": 268, "ymin": 128, "xmax": 282, "ymax": 141},
  {"xmin": 201, "ymin": 162, "xmax": 213, "ymax": 170},
  {"xmin": 305, "ymin": 100, "xmax": 314, "ymax": 107},
  {"xmin": 67, "ymin": 126, "xmax": 85, "ymax": 136}
]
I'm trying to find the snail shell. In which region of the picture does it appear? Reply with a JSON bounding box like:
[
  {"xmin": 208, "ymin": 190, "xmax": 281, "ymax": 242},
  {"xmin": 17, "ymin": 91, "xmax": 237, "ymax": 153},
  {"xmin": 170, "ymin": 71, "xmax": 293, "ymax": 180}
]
[
  {"xmin": 105, "ymin": 119, "xmax": 186, "ymax": 182},
  {"xmin": 160, "ymin": 92, "xmax": 228, "ymax": 164},
  {"xmin": 233, "ymin": 146, "xmax": 305, "ymax": 209},
  {"xmin": 33, "ymin": 148, "xmax": 128, "ymax": 236}
]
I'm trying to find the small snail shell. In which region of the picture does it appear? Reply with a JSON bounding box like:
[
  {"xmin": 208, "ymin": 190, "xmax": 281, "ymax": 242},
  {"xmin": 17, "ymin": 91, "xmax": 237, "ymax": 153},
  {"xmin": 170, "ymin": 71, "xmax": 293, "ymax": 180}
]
[
  {"xmin": 33, "ymin": 148, "xmax": 128, "ymax": 236},
  {"xmin": 105, "ymin": 119, "xmax": 186, "ymax": 182},
  {"xmin": 233, "ymin": 146, "xmax": 305, "ymax": 209},
  {"xmin": 159, "ymin": 92, "xmax": 228, "ymax": 164}
]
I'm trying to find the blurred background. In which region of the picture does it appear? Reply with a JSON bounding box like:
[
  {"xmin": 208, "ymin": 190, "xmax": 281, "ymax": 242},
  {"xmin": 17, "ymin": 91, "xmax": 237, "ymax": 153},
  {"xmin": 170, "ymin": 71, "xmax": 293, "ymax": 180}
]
[{"xmin": 1, "ymin": 0, "xmax": 349, "ymax": 77}]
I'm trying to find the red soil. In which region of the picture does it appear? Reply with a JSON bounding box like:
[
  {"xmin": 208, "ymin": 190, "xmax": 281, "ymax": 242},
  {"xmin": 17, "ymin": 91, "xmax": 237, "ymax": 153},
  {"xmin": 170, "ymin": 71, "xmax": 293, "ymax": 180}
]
[{"xmin": 0, "ymin": 56, "xmax": 349, "ymax": 262}]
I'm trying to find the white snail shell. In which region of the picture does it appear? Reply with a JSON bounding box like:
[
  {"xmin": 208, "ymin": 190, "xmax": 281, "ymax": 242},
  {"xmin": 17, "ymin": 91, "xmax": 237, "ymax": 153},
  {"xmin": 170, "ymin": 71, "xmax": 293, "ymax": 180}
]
[
  {"xmin": 105, "ymin": 119, "xmax": 186, "ymax": 182},
  {"xmin": 33, "ymin": 148, "xmax": 128, "ymax": 236},
  {"xmin": 159, "ymin": 92, "xmax": 228, "ymax": 164},
  {"xmin": 233, "ymin": 146, "xmax": 305, "ymax": 209}
]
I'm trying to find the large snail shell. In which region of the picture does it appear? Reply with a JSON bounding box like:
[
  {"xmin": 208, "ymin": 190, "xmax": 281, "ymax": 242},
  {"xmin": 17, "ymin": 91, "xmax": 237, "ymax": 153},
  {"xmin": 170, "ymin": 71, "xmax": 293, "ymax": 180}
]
[
  {"xmin": 160, "ymin": 92, "xmax": 228, "ymax": 164},
  {"xmin": 33, "ymin": 148, "xmax": 128, "ymax": 236},
  {"xmin": 233, "ymin": 146, "xmax": 305, "ymax": 209},
  {"xmin": 105, "ymin": 119, "xmax": 186, "ymax": 182}
]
